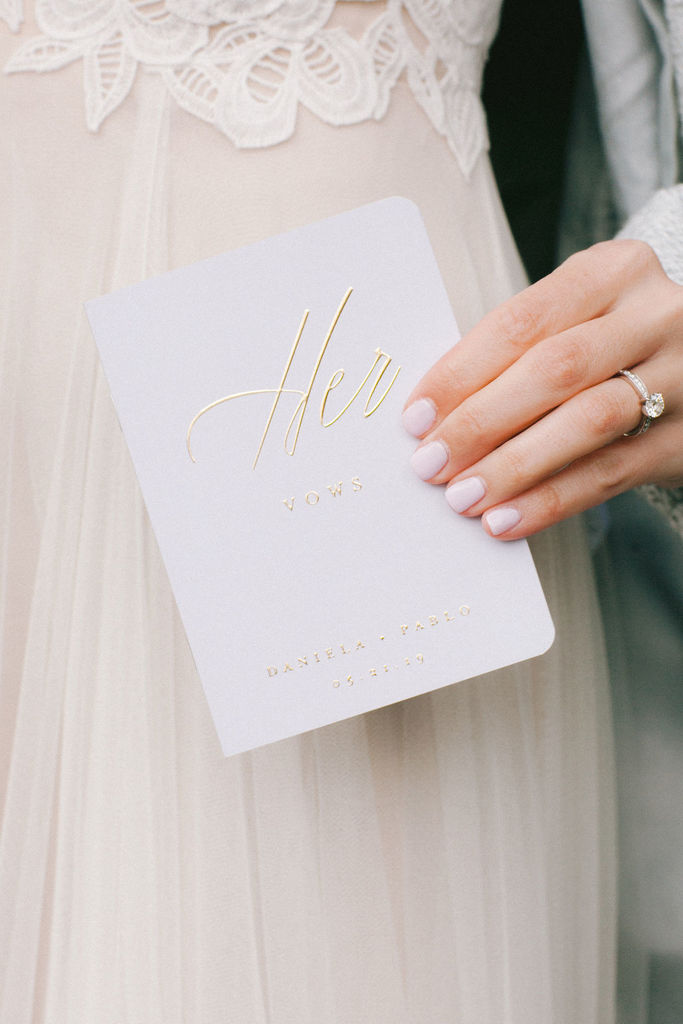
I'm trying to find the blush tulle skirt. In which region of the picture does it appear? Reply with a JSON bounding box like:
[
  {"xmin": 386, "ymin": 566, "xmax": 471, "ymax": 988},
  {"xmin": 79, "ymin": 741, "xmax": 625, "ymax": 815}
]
[{"xmin": 0, "ymin": 49, "xmax": 616, "ymax": 1024}]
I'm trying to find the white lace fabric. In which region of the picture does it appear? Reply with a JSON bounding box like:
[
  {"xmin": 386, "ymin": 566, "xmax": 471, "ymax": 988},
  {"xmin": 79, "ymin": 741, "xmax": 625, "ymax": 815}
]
[{"xmin": 2, "ymin": 0, "xmax": 499, "ymax": 177}]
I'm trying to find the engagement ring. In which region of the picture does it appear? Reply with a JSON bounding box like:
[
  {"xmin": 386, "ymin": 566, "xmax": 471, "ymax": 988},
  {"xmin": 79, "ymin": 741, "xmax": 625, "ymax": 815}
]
[{"xmin": 616, "ymin": 368, "xmax": 665, "ymax": 436}]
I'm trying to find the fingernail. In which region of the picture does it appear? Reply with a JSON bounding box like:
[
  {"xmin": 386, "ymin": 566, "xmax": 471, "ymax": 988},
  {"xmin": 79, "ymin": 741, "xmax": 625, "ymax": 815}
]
[
  {"xmin": 445, "ymin": 476, "xmax": 486, "ymax": 513},
  {"xmin": 402, "ymin": 398, "xmax": 437, "ymax": 437},
  {"xmin": 483, "ymin": 507, "xmax": 521, "ymax": 536},
  {"xmin": 410, "ymin": 440, "xmax": 449, "ymax": 481}
]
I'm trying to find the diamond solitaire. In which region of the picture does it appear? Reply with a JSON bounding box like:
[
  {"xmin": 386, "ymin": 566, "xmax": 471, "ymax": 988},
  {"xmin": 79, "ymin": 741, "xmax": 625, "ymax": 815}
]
[
  {"xmin": 616, "ymin": 369, "xmax": 666, "ymax": 436},
  {"xmin": 644, "ymin": 392, "xmax": 665, "ymax": 418}
]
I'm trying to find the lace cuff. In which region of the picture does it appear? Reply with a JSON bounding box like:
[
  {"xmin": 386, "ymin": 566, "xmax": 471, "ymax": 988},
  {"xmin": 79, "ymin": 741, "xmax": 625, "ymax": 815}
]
[
  {"xmin": 618, "ymin": 185, "xmax": 683, "ymax": 537},
  {"xmin": 618, "ymin": 184, "xmax": 683, "ymax": 284}
]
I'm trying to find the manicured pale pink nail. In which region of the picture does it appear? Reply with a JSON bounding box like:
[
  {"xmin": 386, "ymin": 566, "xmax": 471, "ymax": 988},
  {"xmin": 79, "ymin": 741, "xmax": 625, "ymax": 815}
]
[
  {"xmin": 402, "ymin": 398, "xmax": 437, "ymax": 437},
  {"xmin": 410, "ymin": 440, "xmax": 449, "ymax": 481},
  {"xmin": 445, "ymin": 476, "xmax": 486, "ymax": 513},
  {"xmin": 484, "ymin": 507, "xmax": 521, "ymax": 536}
]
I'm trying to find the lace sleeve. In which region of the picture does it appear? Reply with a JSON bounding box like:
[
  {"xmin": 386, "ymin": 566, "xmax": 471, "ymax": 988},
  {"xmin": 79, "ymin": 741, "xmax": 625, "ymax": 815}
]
[
  {"xmin": 618, "ymin": 184, "xmax": 683, "ymax": 536},
  {"xmin": 618, "ymin": 184, "xmax": 683, "ymax": 284}
]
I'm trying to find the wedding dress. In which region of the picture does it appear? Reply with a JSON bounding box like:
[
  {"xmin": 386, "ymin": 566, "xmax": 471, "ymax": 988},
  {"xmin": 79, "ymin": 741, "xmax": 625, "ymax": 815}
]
[{"xmin": 0, "ymin": 2, "xmax": 616, "ymax": 1021}]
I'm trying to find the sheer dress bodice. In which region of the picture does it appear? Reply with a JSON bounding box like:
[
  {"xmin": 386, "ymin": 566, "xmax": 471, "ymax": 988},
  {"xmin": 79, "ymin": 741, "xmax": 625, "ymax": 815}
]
[{"xmin": 4, "ymin": 0, "xmax": 500, "ymax": 174}]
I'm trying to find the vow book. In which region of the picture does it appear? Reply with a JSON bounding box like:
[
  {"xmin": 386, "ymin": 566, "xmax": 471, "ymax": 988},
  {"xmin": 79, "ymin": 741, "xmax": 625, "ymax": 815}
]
[{"xmin": 87, "ymin": 198, "xmax": 554, "ymax": 756}]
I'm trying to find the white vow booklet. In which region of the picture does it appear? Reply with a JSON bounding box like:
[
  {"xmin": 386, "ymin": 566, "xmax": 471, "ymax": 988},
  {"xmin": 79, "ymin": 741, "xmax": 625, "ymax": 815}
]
[{"xmin": 87, "ymin": 198, "xmax": 554, "ymax": 756}]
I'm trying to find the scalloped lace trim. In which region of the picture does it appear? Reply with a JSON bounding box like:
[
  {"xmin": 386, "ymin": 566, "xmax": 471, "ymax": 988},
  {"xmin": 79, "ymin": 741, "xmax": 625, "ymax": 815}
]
[{"xmin": 2, "ymin": 0, "xmax": 500, "ymax": 177}]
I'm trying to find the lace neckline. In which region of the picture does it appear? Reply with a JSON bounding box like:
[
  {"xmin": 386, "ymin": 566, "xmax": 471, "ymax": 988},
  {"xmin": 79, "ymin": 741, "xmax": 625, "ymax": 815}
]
[{"xmin": 2, "ymin": 0, "xmax": 501, "ymax": 177}]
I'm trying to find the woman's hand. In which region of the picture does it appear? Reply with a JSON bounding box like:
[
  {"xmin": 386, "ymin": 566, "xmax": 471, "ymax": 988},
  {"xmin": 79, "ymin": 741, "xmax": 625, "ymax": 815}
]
[{"xmin": 402, "ymin": 239, "xmax": 683, "ymax": 539}]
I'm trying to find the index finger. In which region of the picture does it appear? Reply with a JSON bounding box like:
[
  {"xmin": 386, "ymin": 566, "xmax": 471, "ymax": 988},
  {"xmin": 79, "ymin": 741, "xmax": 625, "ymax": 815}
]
[{"xmin": 401, "ymin": 241, "xmax": 643, "ymax": 437}]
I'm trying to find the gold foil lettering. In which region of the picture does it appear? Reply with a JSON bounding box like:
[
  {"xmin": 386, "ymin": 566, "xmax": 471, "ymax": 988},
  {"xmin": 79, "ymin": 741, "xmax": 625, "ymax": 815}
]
[
  {"xmin": 255, "ymin": 309, "xmax": 309, "ymax": 467},
  {"xmin": 188, "ymin": 288, "xmax": 400, "ymax": 468},
  {"xmin": 186, "ymin": 301, "xmax": 311, "ymax": 467},
  {"xmin": 265, "ymin": 613, "xmax": 463, "ymax": 683},
  {"xmin": 187, "ymin": 385, "xmax": 304, "ymax": 465},
  {"xmin": 320, "ymin": 346, "xmax": 401, "ymax": 427},
  {"xmin": 319, "ymin": 369, "xmax": 346, "ymax": 425},
  {"xmin": 284, "ymin": 288, "xmax": 354, "ymax": 458},
  {"xmin": 282, "ymin": 476, "xmax": 363, "ymax": 511},
  {"xmin": 363, "ymin": 350, "xmax": 402, "ymax": 416}
]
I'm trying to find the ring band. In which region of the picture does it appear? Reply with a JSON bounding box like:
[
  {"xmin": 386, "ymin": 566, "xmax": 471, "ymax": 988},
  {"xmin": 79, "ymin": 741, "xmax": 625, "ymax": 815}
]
[{"xmin": 616, "ymin": 368, "xmax": 665, "ymax": 436}]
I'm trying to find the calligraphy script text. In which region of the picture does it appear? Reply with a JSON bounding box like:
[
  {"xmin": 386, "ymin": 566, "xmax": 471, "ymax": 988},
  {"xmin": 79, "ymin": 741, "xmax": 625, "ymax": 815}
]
[{"xmin": 186, "ymin": 288, "xmax": 401, "ymax": 468}]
